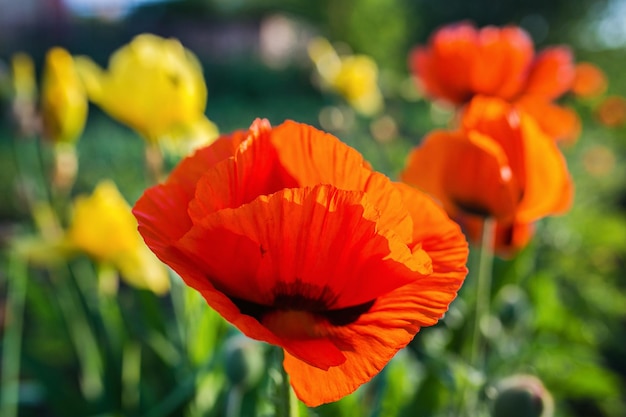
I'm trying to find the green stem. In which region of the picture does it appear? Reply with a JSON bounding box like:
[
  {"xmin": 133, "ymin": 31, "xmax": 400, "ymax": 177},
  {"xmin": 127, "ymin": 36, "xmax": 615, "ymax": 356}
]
[
  {"xmin": 276, "ymin": 349, "xmax": 290, "ymax": 417},
  {"xmin": 54, "ymin": 264, "xmax": 104, "ymax": 400},
  {"xmin": 276, "ymin": 348, "xmax": 299, "ymax": 417},
  {"xmin": 225, "ymin": 386, "xmax": 243, "ymax": 417},
  {"xmin": 141, "ymin": 355, "xmax": 216, "ymax": 417},
  {"xmin": 459, "ymin": 216, "xmax": 496, "ymax": 417},
  {"xmin": 0, "ymin": 253, "xmax": 29, "ymax": 417},
  {"xmin": 469, "ymin": 217, "xmax": 496, "ymax": 370},
  {"xmin": 122, "ymin": 342, "xmax": 141, "ymax": 410}
]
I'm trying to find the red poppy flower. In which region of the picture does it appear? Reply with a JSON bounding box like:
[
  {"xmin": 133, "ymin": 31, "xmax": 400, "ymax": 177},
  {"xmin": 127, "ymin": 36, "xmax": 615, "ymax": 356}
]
[
  {"xmin": 400, "ymin": 96, "xmax": 573, "ymax": 245},
  {"xmin": 133, "ymin": 119, "xmax": 468, "ymax": 406},
  {"xmin": 409, "ymin": 22, "xmax": 580, "ymax": 142},
  {"xmin": 410, "ymin": 22, "xmax": 533, "ymax": 104},
  {"xmin": 410, "ymin": 22, "xmax": 576, "ymax": 105}
]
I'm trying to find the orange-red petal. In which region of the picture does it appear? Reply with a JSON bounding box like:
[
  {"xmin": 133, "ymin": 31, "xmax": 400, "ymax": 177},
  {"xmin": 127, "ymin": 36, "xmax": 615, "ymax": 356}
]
[
  {"xmin": 134, "ymin": 122, "xmax": 261, "ymax": 272},
  {"xmin": 269, "ymin": 121, "xmax": 414, "ymax": 242},
  {"xmin": 516, "ymin": 96, "xmax": 581, "ymax": 143},
  {"xmin": 167, "ymin": 127, "xmax": 250, "ymax": 192},
  {"xmin": 461, "ymin": 96, "xmax": 527, "ymax": 191},
  {"xmin": 410, "ymin": 22, "xmax": 478, "ymax": 104},
  {"xmin": 188, "ymin": 120, "xmax": 414, "ymax": 244},
  {"xmin": 180, "ymin": 185, "xmax": 430, "ymax": 310},
  {"xmin": 471, "ymin": 26, "xmax": 533, "ymax": 99},
  {"xmin": 523, "ymin": 46, "xmax": 575, "ymax": 100},
  {"xmin": 514, "ymin": 112, "xmax": 574, "ymax": 221}
]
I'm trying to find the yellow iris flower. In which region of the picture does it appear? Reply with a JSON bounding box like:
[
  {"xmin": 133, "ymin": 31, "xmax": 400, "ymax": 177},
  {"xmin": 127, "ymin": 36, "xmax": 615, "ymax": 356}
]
[
  {"xmin": 75, "ymin": 33, "xmax": 217, "ymax": 148},
  {"xmin": 308, "ymin": 37, "xmax": 383, "ymax": 116},
  {"xmin": 40, "ymin": 47, "xmax": 88, "ymax": 145},
  {"xmin": 67, "ymin": 181, "xmax": 170, "ymax": 295}
]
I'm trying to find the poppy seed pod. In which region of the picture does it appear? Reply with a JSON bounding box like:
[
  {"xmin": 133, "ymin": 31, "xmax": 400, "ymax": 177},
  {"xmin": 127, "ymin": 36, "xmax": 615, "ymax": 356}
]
[
  {"xmin": 223, "ymin": 335, "xmax": 265, "ymax": 389},
  {"xmin": 491, "ymin": 375, "xmax": 554, "ymax": 417}
]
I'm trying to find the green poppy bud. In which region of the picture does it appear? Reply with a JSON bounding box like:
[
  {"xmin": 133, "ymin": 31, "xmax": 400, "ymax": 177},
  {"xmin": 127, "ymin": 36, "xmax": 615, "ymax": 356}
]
[
  {"xmin": 491, "ymin": 375, "xmax": 553, "ymax": 417},
  {"xmin": 223, "ymin": 335, "xmax": 265, "ymax": 389}
]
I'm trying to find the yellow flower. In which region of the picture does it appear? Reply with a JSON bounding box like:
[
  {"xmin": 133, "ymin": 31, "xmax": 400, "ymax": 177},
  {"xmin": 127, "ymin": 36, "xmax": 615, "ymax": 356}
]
[
  {"xmin": 308, "ymin": 37, "xmax": 383, "ymax": 116},
  {"xmin": 10, "ymin": 53, "xmax": 39, "ymax": 137},
  {"xmin": 11, "ymin": 52, "xmax": 37, "ymax": 103},
  {"xmin": 75, "ymin": 33, "xmax": 212, "ymax": 144},
  {"xmin": 67, "ymin": 181, "xmax": 169, "ymax": 295},
  {"xmin": 40, "ymin": 47, "xmax": 88, "ymax": 145}
]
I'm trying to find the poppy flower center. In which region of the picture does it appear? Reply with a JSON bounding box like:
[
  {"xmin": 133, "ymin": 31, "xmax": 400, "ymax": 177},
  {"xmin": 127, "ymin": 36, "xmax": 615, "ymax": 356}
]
[
  {"xmin": 263, "ymin": 310, "xmax": 319, "ymax": 339},
  {"xmin": 228, "ymin": 281, "xmax": 376, "ymax": 329},
  {"xmin": 453, "ymin": 198, "xmax": 493, "ymax": 217}
]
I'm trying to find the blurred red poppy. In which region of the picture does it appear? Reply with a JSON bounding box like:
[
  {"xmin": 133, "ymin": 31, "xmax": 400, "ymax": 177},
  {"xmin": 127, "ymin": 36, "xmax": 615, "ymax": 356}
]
[
  {"xmin": 133, "ymin": 119, "xmax": 468, "ymax": 406},
  {"xmin": 409, "ymin": 22, "xmax": 580, "ymax": 142},
  {"xmin": 401, "ymin": 96, "xmax": 573, "ymax": 251}
]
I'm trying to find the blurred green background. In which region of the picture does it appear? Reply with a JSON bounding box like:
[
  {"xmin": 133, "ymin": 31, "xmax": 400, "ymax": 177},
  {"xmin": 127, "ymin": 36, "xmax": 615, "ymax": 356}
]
[{"xmin": 1, "ymin": 1, "xmax": 626, "ymax": 416}]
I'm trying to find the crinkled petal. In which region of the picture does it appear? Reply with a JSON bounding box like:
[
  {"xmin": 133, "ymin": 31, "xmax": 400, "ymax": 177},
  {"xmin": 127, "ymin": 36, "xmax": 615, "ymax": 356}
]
[
  {"xmin": 179, "ymin": 184, "xmax": 430, "ymax": 310},
  {"xmin": 271, "ymin": 121, "xmax": 414, "ymax": 241},
  {"xmin": 285, "ymin": 184, "xmax": 467, "ymax": 407}
]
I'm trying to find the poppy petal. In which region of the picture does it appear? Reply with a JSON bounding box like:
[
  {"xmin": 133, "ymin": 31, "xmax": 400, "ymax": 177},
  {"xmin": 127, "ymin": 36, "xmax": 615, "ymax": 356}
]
[
  {"xmin": 461, "ymin": 96, "xmax": 527, "ymax": 191},
  {"xmin": 167, "ymin": 127, "xmax": 250, "ymax": 191},
  {"xmin": 524, "ymin": 46, "xmax": 575, "ymax": 100},
  {"xmin": 515, "ymin": 112, "xmax": 574, "ymax": 221},
  {"xmin": 394, "ymin": 182, "xmax": 469, "ymax": 284},
  {"xmin": 187, "ymin": 121, "xmax": 299, "ymax": 218},
  {"xmin": 134, "ymin": 125, "xmax": 256, "ymax": 265},
  {"xmin": 134, "ymin": 182, "xmax": 193, "ymax": 260},
  {"xmin": 410, "ymin": 22, "xmax": 478, "ymax": 104},
  {"xmin": 179, "ymin": 184, "xmax": 430, "ymax": 310},
  {"xmin": 269, "ymin": 121, "xmax": 414, "ymax": 242},
  {"xmin": 471, "ymin": 26, "xmax": 533, "ymax": 99},
  {"xmin": 516, "ymin": 96, "xmax": 581, "ymax": 143}
]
